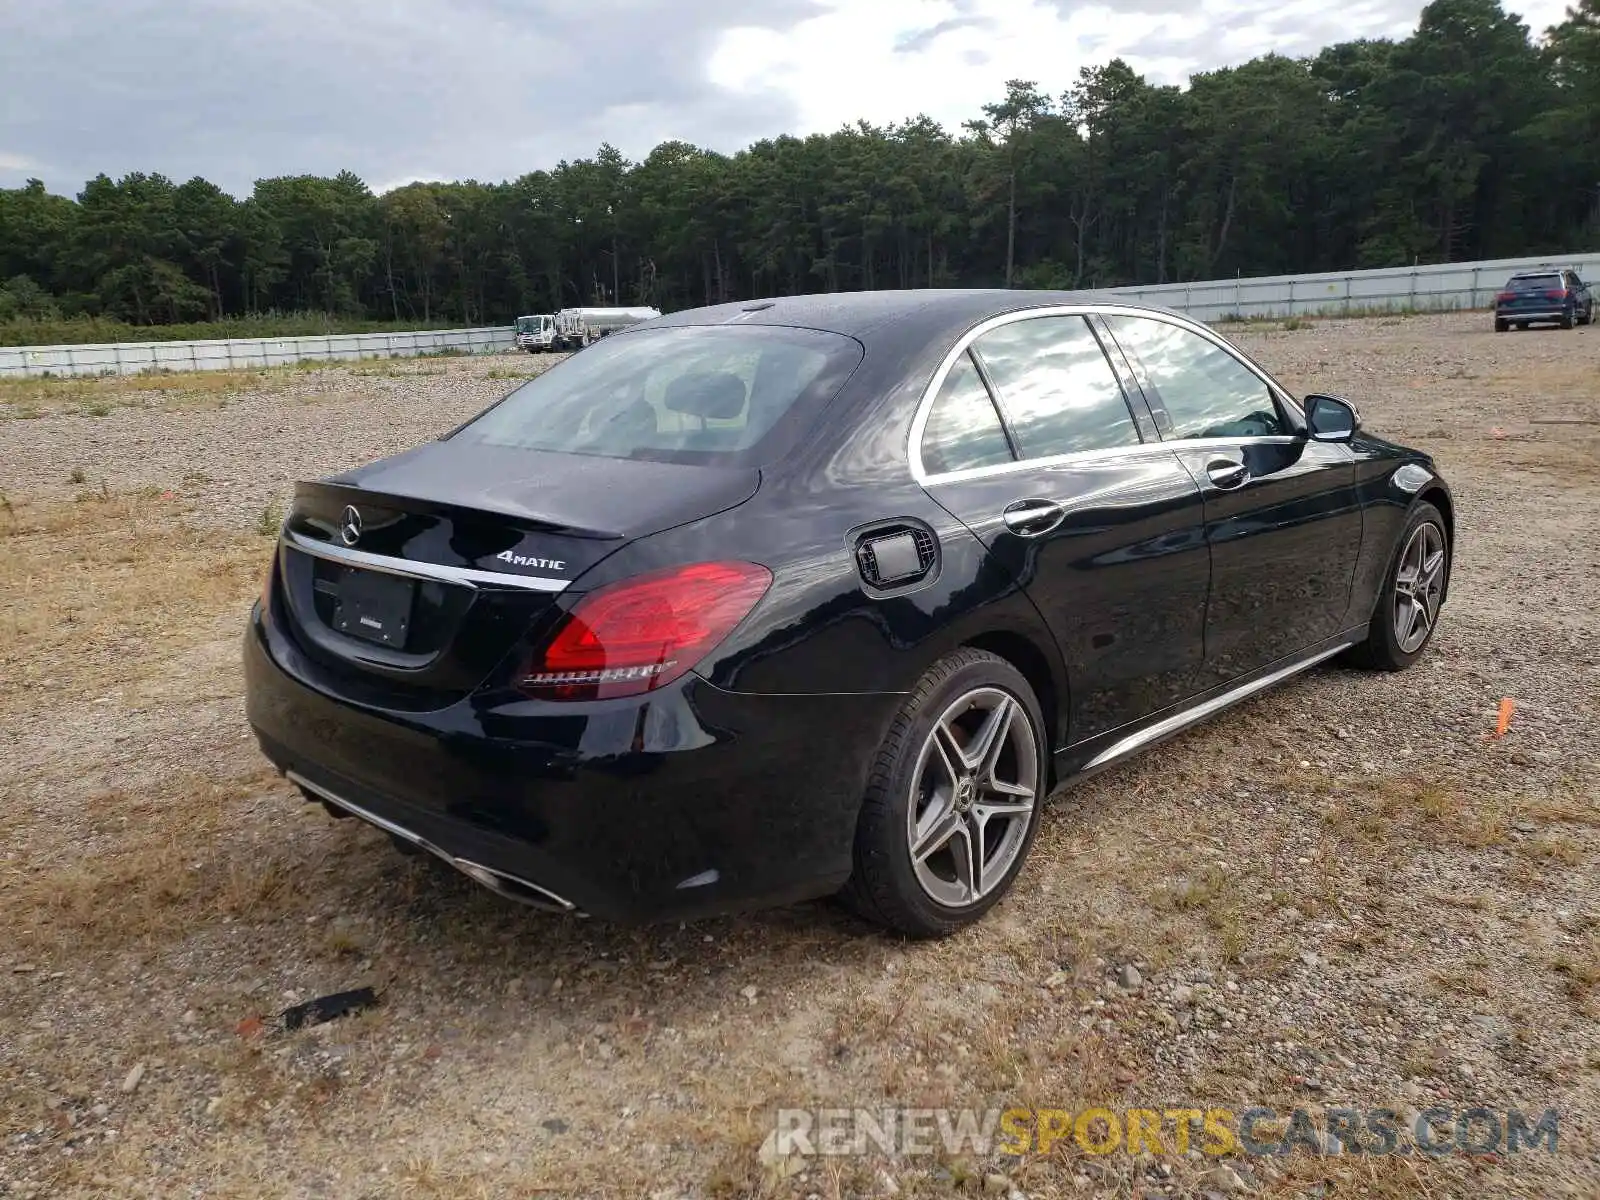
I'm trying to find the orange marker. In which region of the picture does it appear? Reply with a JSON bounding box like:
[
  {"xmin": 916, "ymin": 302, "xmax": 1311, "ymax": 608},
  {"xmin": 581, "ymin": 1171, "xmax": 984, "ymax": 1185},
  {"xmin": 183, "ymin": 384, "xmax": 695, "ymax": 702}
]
[{"xmin": 1493, "ymin": 698, "xmax": 1515, "ymax": 739}]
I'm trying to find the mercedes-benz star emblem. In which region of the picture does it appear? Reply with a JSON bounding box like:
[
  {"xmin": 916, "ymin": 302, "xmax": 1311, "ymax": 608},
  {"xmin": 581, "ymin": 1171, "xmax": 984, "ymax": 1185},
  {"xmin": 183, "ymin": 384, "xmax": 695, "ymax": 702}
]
[{"xmin": 339, "ymin": 505, "xmax": 363, "ymax": 547}]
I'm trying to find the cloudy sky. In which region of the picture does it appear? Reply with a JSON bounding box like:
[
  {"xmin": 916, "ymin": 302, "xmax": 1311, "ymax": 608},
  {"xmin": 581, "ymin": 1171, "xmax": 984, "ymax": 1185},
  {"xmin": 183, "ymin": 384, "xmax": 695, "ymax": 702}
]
[{"xmin": 0, "ymin": 0, "xmax": 1574, "ymax": 198}]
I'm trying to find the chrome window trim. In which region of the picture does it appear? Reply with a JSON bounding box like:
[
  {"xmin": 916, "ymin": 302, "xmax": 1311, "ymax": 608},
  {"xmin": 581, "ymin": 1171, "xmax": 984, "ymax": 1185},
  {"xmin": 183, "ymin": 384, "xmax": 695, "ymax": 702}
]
[
  {"xmin": 915, "ymin": 434, "xmax": 1306, "ymax": 487},
  {"xmin": 908, "ymin": 302, "xmax": 1303, "ymax": 486},
  {"xmin": 1152, "ymin": 434, "xmax": 1303, "ymax": 453},
  {"xmin": 282, "ymin": 529, "xmax": 571, "ymax": 593},
  {"xmin": 1086, "ymin": 311, "xmax": 1161, "ymax": 443}
]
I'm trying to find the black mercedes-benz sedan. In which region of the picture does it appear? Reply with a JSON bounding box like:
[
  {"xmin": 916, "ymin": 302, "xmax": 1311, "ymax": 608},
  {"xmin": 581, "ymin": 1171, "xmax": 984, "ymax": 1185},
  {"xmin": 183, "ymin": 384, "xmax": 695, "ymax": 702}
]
[{"xmin": 244, "ymin": 290, "xmax": 1454, "ymax": 937}]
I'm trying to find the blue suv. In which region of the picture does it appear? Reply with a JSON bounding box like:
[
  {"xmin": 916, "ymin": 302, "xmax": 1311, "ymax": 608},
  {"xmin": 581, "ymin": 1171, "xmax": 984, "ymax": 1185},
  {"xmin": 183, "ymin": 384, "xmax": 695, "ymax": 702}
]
[{"xmin": 1493, "ymin": 267, "xmax": 1594, "ymax": 331}]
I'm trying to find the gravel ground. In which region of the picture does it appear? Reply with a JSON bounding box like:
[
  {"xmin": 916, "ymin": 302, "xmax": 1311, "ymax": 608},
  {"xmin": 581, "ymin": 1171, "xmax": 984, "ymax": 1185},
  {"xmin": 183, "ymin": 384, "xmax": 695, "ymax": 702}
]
[
  {"xmin": 0, "ymin": 356, "xmax": 540, "ymax": 532},
  {"xmin": 0, "ymin": 314, "xmax": 1597, "ymax": 1200}
]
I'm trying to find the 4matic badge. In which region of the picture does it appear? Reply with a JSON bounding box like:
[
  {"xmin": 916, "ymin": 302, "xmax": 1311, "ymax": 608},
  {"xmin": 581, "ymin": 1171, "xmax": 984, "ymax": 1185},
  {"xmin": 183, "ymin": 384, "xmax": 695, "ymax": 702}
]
[{"xmin": 496, "ymin": 550, "xmax": 566, "ymax": 571}]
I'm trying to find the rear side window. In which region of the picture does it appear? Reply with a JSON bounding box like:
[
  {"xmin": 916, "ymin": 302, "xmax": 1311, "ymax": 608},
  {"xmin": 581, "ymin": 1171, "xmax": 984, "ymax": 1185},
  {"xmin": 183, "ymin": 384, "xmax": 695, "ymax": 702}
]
[
  {"xmin": 970, "ymin": 315, "xmax": 1142, "ymax": 460},
  {"xmin": 919, "ymin": 351, "xmax": 1014, "ymax": 475},
  {"xmin": 457, "ymin": 325, "xmax": 863, "ymax": 466}
]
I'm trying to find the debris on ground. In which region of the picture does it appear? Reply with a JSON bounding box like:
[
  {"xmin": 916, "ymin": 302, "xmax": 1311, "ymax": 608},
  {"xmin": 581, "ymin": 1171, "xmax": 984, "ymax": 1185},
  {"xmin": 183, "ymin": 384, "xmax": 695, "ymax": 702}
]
[{"xmin": 280, "ymin": 986, "xmax": 380, "ymax": 1031}]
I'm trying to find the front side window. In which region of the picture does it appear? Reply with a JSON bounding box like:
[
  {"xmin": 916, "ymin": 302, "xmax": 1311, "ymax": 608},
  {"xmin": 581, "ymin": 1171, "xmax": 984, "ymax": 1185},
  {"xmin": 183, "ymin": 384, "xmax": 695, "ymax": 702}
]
[
  {"xmin": 1102, "ymin": 315, "xmax": 1286, "ymax": 441},
  {"xmin": 456, "ymin": 324, "xmax": 863, "ymax": 465},
  {"xmin": 969, "ymin": 315, "xmax": 1142, "ymax": 460},
  {"xmin": 919, "ymin": 350, "xmax": 1014, "ymax": 475}
]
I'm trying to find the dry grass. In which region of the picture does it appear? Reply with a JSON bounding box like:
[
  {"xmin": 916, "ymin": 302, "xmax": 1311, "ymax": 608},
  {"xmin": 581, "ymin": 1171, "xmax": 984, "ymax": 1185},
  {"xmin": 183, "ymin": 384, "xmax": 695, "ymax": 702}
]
[
  {"xmin": 2, "ymin": 767, "xmax": 300, "ymax": 954},
  {"xmin": 1426, "ymin": 966, "xmax": 1493, "ymax": 997},
  {"xmin": 0, "ymin": 356, "xmax": 465, "ymax": 417},
  {"xmin": 1519, "ymin": 833, "xmax": 1585, "ymax": 865},
  {"xmin": 1484, "ymin": 360, "xmax": 1600, "ymax": 393},
  {"xmin": 1521, "ymin": 789, "xmax": 1600, "ymax": 827},
  {"xmin": 1552, "ymin": 933, "xmax": 1600, "ymax": 1010},
  {"xmin": 1149, "ymin": 862, "xmax": 1252, "ymax": 964},
  {"xmin": 349, "ymin": 363, "xmax": 447, "ymax": 378},
  {"xmin": 1320, "ymin": 775, "xmax": 1510, "ymax": 850},
  {"xmin": 0, "ymin": 487, "xmax": 268, "ymax": 709},
  {"xmin": 1266, "ymin": 1154, "xmax": 1475, "ymax": 1199},
  {"xmin": 0, "ymin": 368, "xmax": 302, "ymax": 417}
]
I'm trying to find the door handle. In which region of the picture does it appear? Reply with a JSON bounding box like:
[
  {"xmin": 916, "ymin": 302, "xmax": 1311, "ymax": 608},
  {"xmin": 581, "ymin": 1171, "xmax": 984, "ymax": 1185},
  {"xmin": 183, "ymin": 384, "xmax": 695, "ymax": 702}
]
[
  {"xmin": 1205, "ymin": 458, "xmax": 1250, "ymax": 490},
  {"xmin": 1002, "ymin": 498, "xmax": 1065, "ymax": 537}
]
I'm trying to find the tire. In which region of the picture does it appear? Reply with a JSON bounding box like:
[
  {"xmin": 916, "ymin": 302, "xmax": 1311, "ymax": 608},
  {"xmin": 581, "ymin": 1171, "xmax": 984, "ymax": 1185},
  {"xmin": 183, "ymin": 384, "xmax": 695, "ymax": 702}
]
[
  {"xmin": 1494, "ymin": 318, "xmax": 1508, "ymax": 333},
  {"xmin": 1345, "ymin": 501, "xmax": 1449, "ymax": 672},
  {"xmin": 838, "ymin": 648, "xmax": 1047, "ymax": 938},
  {"xmin": 1560, "ymin": 309, "xmax": 1575, "ymax": 330}
]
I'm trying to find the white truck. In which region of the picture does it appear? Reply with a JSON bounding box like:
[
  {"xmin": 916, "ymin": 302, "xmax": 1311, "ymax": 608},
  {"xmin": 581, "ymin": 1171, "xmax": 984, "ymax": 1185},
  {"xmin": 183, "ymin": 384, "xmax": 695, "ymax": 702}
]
[
  {"xmin": 513, "ymin": 314, "xmax": 557, "ymax": 353},
  {"xmin": 550, "ymin": 306, "xmax": 662, "ymax": 351}
]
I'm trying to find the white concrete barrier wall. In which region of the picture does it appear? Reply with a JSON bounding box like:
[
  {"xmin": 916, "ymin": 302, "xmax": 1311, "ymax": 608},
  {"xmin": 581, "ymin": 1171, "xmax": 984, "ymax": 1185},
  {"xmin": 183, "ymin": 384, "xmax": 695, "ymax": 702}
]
[
  {"xmin": 0, "ymin": 325, "xmax": 516, "ymax": 378},
  {"xmin": 3, "ymin": 251, "xmax": 1598, "ymax": 377},
  {"xmin": 1104, "ymin": 251, "xmax": 1600, "ymax": 321}
]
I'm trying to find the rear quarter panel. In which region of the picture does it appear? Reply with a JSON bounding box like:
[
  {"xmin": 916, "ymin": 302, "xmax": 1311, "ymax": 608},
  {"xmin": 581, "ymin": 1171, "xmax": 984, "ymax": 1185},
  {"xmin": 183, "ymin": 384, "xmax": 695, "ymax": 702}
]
[{"xmin": 588, "ymin": 478, "xmax": 1067, "ymax": 704}]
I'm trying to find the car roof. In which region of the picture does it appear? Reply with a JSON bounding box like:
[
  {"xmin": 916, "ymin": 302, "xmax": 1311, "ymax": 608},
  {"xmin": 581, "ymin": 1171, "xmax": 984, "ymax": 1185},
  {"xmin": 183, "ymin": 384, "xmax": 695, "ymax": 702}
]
[{"xmin": 636, "ymin": 288, "xmax": 1191, "ymax": 344}]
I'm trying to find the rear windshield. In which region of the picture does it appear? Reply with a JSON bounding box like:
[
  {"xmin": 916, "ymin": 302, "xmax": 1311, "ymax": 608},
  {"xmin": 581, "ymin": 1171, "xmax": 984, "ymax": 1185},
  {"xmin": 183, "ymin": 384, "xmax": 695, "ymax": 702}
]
[
  {"xmin": 454, "ymin": 324, "xmax": 864, "ymax": 466},
  {"xmin": 1508, "ymin": 273, "xmax": 1561, "ymax": 289}
]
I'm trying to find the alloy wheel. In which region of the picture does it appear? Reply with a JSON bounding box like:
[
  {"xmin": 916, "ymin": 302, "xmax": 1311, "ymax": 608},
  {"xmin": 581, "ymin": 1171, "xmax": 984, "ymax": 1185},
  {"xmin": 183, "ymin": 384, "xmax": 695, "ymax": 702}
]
[
  {"xmin": 1393, "ymin": 522, "xmax": 1446, "ymax": 654},
  {"xmin": 906, "ymin": 687, "xmax": 1039, "ymax": 909}
]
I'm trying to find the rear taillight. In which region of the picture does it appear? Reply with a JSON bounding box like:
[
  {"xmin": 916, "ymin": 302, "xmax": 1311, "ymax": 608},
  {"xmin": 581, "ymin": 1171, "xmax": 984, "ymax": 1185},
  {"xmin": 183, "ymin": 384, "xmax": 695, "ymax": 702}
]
[
  {"xmin": 521, "ymin": 561, "xmax": 772, "ymax": 700},
  {"xmin": 1495, "ymin": 291, "xmax": 1514, "ymax": 302},
  {"xmin": 1546, "ymin": 289, "xmax": 1568, "ymax": 300}
]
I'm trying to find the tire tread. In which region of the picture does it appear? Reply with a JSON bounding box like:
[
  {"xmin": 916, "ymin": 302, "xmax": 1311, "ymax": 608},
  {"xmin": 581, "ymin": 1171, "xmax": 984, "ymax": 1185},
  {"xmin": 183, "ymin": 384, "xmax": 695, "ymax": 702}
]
[{"xmin": 838, "ymin": 648, "xmax": 1038, "ymax": 937}]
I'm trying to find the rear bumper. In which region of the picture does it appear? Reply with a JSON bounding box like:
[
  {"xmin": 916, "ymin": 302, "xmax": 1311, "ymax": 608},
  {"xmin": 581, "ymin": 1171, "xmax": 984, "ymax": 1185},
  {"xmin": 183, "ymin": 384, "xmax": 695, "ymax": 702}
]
[
  {"xmin": 1495, "ymin": 306, "xmax": 1568, "ymax": 321},
  {"xmin": 243, "ymin": 606, "xmax": 901, "ymax": 924}
]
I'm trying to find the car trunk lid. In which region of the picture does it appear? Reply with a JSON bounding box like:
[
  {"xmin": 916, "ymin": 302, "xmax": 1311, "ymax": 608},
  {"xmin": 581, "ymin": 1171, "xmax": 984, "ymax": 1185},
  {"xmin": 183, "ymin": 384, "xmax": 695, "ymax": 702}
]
[{"xmin": 272, "ymin": 439, "xmax": 760, "ymax": 706}]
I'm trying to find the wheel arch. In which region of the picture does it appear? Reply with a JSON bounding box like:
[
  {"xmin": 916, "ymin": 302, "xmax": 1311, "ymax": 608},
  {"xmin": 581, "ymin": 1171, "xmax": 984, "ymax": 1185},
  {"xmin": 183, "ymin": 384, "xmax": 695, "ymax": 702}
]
[
  {"xmin": 960, "ymin": 629, "xmax": 1066, "ymax": 788},
  {"xmin": 1417, "ymin": 483, "xmax": 1455, "ymax": 601}
]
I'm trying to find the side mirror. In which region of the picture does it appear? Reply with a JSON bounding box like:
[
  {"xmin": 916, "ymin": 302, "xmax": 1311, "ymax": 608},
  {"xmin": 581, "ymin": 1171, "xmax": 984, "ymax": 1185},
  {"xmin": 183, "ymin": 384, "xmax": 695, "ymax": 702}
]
[{"xmin": 1305, "ymin": 393, "xmax": 1360, "ymax": 442}]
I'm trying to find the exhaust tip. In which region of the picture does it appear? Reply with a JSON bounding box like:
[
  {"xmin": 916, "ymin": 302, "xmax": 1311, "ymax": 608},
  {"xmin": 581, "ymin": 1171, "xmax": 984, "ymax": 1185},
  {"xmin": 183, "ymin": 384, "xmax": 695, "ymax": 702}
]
[
  {"xmin": 284, "ymin": 771, "xmax": 582, "ymax": 916},
  {"xmin": 451, "ymin": 857, "xmax": 579, "ymax": 915}
]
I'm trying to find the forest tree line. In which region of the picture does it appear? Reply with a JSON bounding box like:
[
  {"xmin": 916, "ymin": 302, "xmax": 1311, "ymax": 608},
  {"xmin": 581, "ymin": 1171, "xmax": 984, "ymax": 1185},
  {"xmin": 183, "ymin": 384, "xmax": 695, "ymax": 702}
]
[{"xmin": 1, "ymin": 0, "xmax": 1598, "ymax": 342}]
